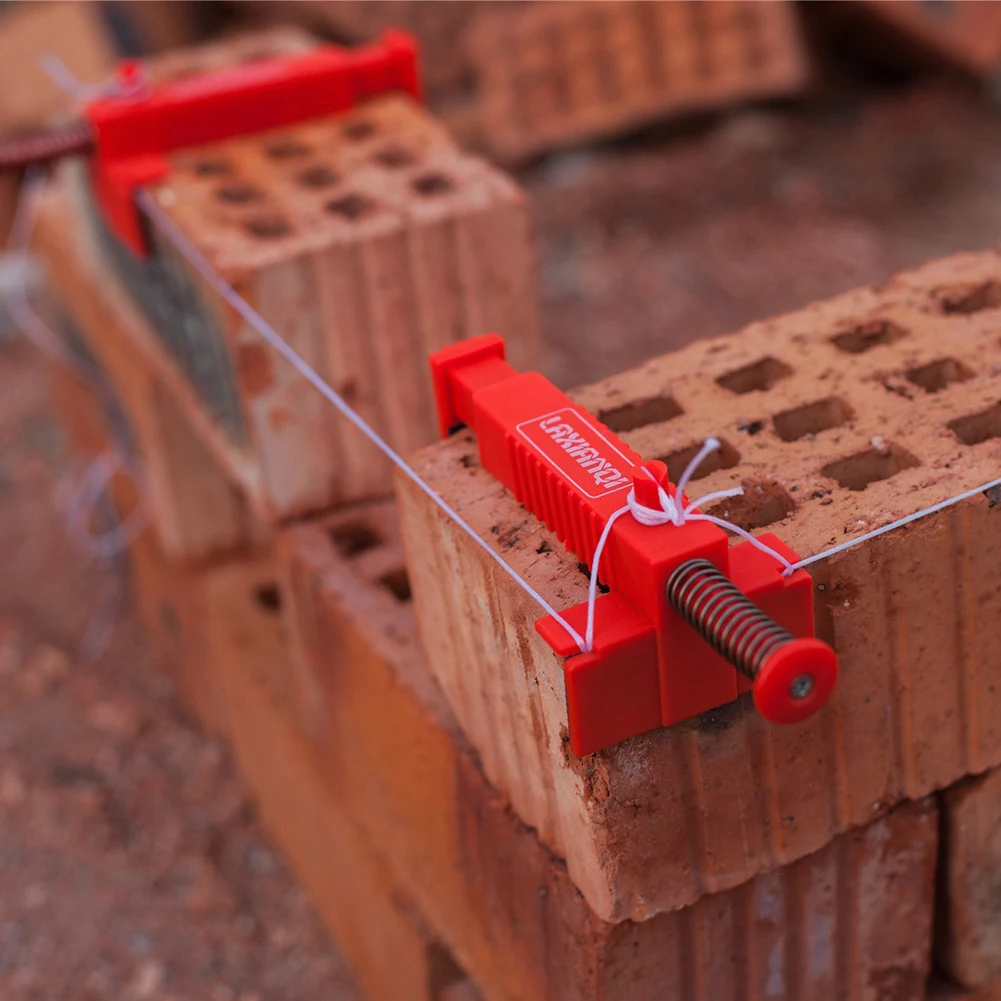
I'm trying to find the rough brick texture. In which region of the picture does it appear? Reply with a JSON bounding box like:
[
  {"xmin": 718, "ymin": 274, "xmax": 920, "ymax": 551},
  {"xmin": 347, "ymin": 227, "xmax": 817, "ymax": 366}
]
[
  {"xmin": 397, "ymin": 249, "xmax": 1001, "ymax": 921},
  {"xmin": 89, "ymin": 39, "xmax": 539, "ymax": 520},
  {"xmin": 859, "ymin": 1, "xmax": 1001, "ymax": 77},
  {"xmin": 469, "ymin": 0, "xmax": 808, "ymax": 162},
  {"xmin": 940, "ymin": 768, "xmax": 1001, "ymax": 989},
  {"xmin": 132, "ymin": 538, "xmax": 482, "ymax": 1001},
  {"xmin": 279, "ymin": 501, "xmax": 939, "ymax": 1001},
  {"xmin": 36, "ymin": 189, "xmax": 270, "ymax": 565}
]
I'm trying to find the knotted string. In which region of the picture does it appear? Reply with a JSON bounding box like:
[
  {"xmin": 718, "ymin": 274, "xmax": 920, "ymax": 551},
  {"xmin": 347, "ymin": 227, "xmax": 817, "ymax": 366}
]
[
  {"xmin": 3, "ymin": 167, "xmax": 151, "ymax": 661},
  {"xmin": 40, "ymin": 53, "xmax": 146, "ymax": 104},
  {"xmin": 584, "ymin": 438, "xmax": 792, "ymax": 652}
]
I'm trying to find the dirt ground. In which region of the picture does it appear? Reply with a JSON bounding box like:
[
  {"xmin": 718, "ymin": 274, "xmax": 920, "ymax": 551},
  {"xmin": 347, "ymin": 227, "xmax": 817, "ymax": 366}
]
[
  {"xmin": 3, "ymin": 72, "xmax": 1001, "ymax": 999},
  {"xmin": 0, "ymin": 343, "xmax": 361, "ymax": 1000}
]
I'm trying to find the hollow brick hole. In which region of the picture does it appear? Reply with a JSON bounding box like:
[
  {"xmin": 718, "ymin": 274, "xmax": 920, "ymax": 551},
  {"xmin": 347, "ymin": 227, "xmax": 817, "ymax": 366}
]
[
  {"xmin": 296, "ymin": 165, "xmax": 340, "ymax": 190},
  {"xmin": 252, "ymin": 582, "xmax": 283, "ymax": 614},
  {"xmin": 379, "ymin": 568, "xmax": 412, "ymax": 603},
  {"xmin": 193, "ymin": 159, "xmax": 231, "ymax": 177},
  {"xmin": 265, "ymin": 139, "xmax": 312, "ymax": 160},
  {"xmin": 373, "ymin": 145, "xmax": 417, "ymax": 168},
  {"xmin": 658, "ymin": 439, "xmax": 741, "ymax": 482},
  {"xmin": 215, "ymin": 183, "xmax": 262, "ymax": 205},
  {"xmin": 772, "ymin": 397, "xmax": 854, "ymax": 442},
  {"xmin": 935, "ymin": 281, "xmax": 1001, "ymax": 315},
  {"xmin": 412, "ymin": 172, "xmax": 455, "ymax": 197},
  {"xmin": 243, "ymin": 215, "xmax": 293, "ymax": 239},
  {"xmin": 325, "ymin": 193, "xmax": 377, "ymax": 221},
  {"xmin": 598, "ymin": 394, "xmax": 683, "ymax": 433},
  {"xmin": 427, "ymin": 941, "xmax": 473, "ymax": 1001},
  {"xmin": 705, "ymin": 480, "xmax": 796, "ymax": 531},
  {"xmin": 716, "ymin": 357, "xmax": 792, "ymax": 395},
  {"xmin": 906, "ymin": 357, "xmax": 975, "ymax": 393},
  {"xmin": 830, "ymin": 319, "xmax": 908, "ymax": 355},
  {"xmin": 820, "ymin": 443, "xmax": 920, "ymax": 492},
  {"xmin": 329, "ymin": 520, "xmax": 382, "ymax": 558},
  {"xmin": 342, "ymin": 120, "xmax": 377, "ymax": 142},
  {"xmin": 948, "ymin": 401, "xmax": 1001, "ymax": 446}
]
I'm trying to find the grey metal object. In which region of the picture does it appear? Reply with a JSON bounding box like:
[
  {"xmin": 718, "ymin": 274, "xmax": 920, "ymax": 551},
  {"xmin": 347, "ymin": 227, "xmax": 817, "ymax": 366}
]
[{"xmin": 81, "ymin": 179, "xmax": 250, "ymax": 447}]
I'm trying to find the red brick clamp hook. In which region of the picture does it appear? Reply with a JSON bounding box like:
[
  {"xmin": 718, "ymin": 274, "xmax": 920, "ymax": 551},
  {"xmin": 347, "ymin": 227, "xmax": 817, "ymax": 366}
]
[
  {"xmin": 0, "ymin": 33, "xmax": 422, "ymax": 256},
  {"xmin": 430, "ymin": 335, "xmax": 837, "ymax": 756}
]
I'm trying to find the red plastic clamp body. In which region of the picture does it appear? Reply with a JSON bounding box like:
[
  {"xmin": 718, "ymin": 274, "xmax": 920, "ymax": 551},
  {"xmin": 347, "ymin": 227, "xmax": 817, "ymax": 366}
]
[
  {"xmin": 84, "ymin": 31, "xmax": 421, "ymax": 255},
  {"xmin": 431, "ymin": 335, "xmax": 836, "ymax": 756}
]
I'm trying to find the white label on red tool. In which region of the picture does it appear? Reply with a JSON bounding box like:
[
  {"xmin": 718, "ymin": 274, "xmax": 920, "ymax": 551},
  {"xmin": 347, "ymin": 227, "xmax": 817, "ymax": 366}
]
[{"xmin": 516, "ymin": 409, "xmax": 636, "ymax": 499}]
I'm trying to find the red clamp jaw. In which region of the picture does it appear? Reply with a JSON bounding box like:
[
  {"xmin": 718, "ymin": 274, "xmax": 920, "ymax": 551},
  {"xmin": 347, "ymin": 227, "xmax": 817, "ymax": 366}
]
[
  {"xmin": 84, "ymin": 32, "xmax": 421, "ymax": 256},
  {"xmin": 431, "ymin": 335, "xmax": 838, "ymax": 757}
]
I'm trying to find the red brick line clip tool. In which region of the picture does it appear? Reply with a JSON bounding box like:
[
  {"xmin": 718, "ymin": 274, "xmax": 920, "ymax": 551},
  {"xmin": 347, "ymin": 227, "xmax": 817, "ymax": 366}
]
[
  {"xmin": 431, "ymin": 334, "xmax": 838, "ymax": 756},
  {"xmin": 0, "ymin": 33, "xmax": 420, "ymax": 257}
]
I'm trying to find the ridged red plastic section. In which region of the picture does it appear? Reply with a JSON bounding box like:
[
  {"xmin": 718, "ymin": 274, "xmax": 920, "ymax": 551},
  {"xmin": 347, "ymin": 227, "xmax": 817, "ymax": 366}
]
[{"xmin": 508, "ymin": 431, "xmax": 621, "ymax": 577}]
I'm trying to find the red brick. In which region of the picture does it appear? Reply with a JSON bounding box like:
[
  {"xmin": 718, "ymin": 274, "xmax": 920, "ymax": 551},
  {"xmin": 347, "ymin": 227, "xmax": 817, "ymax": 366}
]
[
  {"xmin": 469, "ymin": 0, "xmax": 808, "ymax": 162},
  {"xmin": 396, "ymin": 248, "xmax": 1001, "ymax": 921},
  {"xmin": 130, "ymin": 538, "xmax": 483, "ymax": 1001},
  {"xmin": 97, "ymin": 40, "xmax": 537, "ymax": 520},
  {"xmin": 940, "ymin": 768, "xmax": 1001, "ymax": 988},
  {"xmin": 278, "ymin": 501, "xmax": 939, "ymax": 1001}
]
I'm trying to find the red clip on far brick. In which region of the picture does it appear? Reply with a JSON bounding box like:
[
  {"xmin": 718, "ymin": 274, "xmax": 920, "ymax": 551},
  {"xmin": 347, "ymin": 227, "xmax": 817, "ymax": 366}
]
[
  {"xmin": 431, "ymin": 334, "xmax": 838, "ymax": 756},
  {"xmin": 85, "ymin": 32, "xmax": 421, "ymax": 256}
]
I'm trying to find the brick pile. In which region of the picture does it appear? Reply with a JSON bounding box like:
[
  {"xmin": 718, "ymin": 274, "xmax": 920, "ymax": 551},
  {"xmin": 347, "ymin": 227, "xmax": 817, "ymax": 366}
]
[
  {"xmin": 237, "ymin": 0, "xmax": 809, "ymax": 163},
  {"xmin": 32, "ymin": 24, "xmax": 1001, "ymax": 1001}
]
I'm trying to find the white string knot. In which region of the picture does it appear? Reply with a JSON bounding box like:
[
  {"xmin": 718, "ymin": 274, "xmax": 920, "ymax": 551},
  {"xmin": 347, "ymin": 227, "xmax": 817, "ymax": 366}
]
[
  {"xmin": 40, "ymin": 53, "xmax": 147, "ymax": 104},
  {"xmin": 583, "ymin": 437, "xmax": 792, "ymax": 653}
]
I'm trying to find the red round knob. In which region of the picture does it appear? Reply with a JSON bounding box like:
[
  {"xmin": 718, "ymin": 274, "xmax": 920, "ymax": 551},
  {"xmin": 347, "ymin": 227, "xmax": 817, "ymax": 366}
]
[{"xmin": 753, "ymin": 637, "xmax": 838, "ymax": 724}]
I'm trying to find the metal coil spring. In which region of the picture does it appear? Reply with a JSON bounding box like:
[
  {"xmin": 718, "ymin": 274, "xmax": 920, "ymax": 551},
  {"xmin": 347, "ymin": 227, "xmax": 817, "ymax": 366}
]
[
  {"xmin": 0, "ymin": 121, "xmax": 95, "ymax": 172},
  {"xmin": 666, "ymin": 558, "xmax": 794, "ymax": 682}
]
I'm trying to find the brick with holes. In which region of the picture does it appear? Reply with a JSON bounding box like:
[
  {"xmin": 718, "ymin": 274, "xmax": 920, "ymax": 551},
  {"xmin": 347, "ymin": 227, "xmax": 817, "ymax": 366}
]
[
  {"xmin": 135, "ymin": 538, "xmax": 483, "ymax": 1001},
  {"xmin": 938, "ymin": 767, "xmax": 1001, "ymax": 989},
  {"xmin": 57, "ymin": 29, "xmax": 539, "ymax": 521},
  {"xmin": 278, "ymin": 500, "xmax": 939, "ymax": 1001},
  {"xmin": 396, "ymin": 248, "xmax": 1001, "ymax": 922},
  {"xmin": 35, "ymin": 193, "xmax": 271, "ymax": 566},
  {"xmin": 469, "ymin": 0, "xmax": 809, "ymax": 163}
]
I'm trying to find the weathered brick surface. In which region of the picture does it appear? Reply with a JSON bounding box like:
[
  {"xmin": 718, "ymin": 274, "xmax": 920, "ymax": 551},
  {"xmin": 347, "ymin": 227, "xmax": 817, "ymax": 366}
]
[
  {"xmin": 123, "ymin": 81, "xmax": 539, "ymax": 520},
  {"xmin": 279, "ymin": 501, "xmax": 939, "ymax": 1001},
  {"xmin": 940, "ymin": 768, "xmax": 1001, "ymax": 988},
  {"xmin": 470, "ymin": 0, "xmax": 808, "ymax": 162},
  {"xmin": 36, "ymin": 191, "xmax": 270, "ymax": 565},
  {"xmin": 397, "ymin": 249, "xmax": 1001, "ymax": 921},
  {"xmin": 161, "ymin": 549, "xmax": 482, "ymax": 1001}
]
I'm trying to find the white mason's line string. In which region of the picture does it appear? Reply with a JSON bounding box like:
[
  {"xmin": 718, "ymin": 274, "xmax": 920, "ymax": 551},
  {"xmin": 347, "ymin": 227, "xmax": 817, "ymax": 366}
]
[
  {"xmin": 782, "ymin": 476, "xmax": 1001, "ymax": 575},
  {"xmin": 137, "ymin": 187, "xmax": 1001, "ymax": 654},
  {"xmin": 40, "ymin": 53, "xmax": 145, "ymax": 103},
  {"xmin": 583, "ymin": 440, "xmax": 791, "ymax": 650},
  {"xmin": 136, "ymin": 189, "xmax": 591, "ymax": 651},
  {"xmin": 4, "ymin": 168, "xmax": 152, "ymax": 661}
]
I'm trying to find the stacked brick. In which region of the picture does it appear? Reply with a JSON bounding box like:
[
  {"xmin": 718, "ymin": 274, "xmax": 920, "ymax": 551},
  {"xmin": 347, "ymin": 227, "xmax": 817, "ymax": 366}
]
[
  {"xmin": 469, "ymin": 0, "xmax": 809, "ymax": 162},
  {"xmin": 33, "ymin": 26, "xmax": 1001, "ymax": 1001},
  {"xmin": 238, "ymin": 0, "xmax": 809, "ymax": 163}
]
